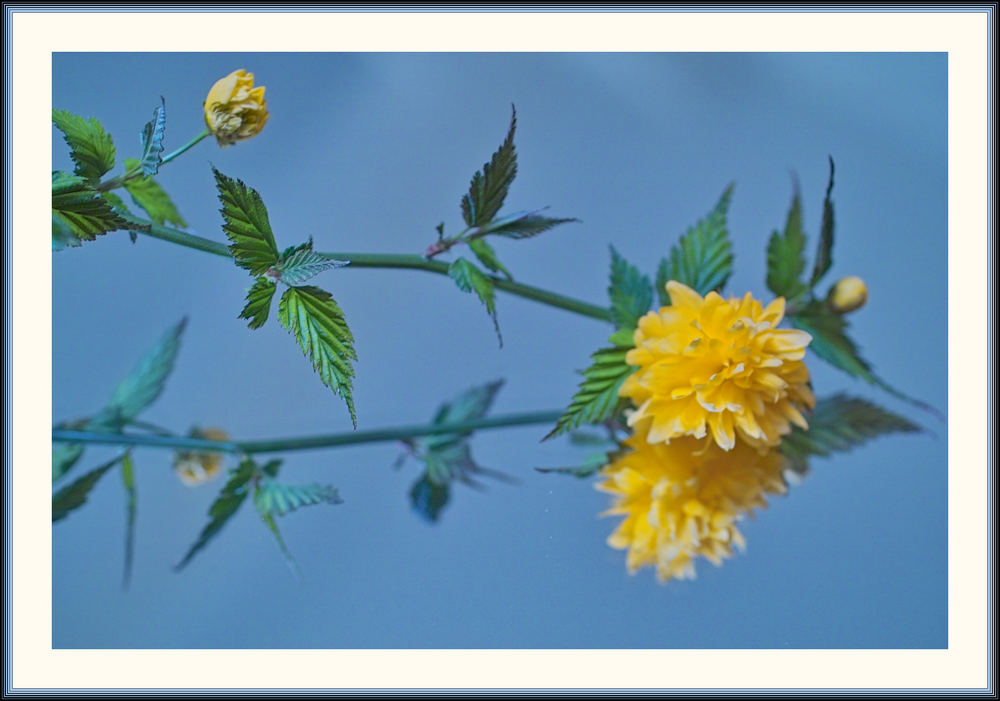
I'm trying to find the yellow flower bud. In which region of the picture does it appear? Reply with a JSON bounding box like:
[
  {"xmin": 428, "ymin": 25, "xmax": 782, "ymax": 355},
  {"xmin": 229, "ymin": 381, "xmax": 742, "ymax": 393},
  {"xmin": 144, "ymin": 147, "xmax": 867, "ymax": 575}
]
[
  {"xmin": 203, "ymin": 70, "xmax": 268, "ymax": 146},
  {"xmin": 827, "ymin": 276, "xmax": 868, "ymax": 314},
  {"xmin": 174, "ymin": 427, "xmax": 230, "ymax": 487}
]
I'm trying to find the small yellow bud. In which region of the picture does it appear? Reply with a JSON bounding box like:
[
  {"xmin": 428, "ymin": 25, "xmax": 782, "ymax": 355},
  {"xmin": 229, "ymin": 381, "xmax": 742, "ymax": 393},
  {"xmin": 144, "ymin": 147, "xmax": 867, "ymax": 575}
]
[
  {"xmin": 174, "ymin": 427, "xmax": 230, "ymax": 487},
  {"xmin": 828, "ymin": 276, "xmax": 868, "ymax": 314},
  {"xmin": 203, "ymin": 70, "xmax": 268, "ymax": 147}
]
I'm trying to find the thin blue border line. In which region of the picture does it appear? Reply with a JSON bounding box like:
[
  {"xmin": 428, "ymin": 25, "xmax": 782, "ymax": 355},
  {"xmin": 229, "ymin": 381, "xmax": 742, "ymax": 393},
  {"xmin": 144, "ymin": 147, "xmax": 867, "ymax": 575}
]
[
  {"xmin": 986, "ymin": 3, "xmax": 996, "ymax": 698},
  {"xmin": 6, "ymin": 3, "xmax": 994, "ymax": 697},
  {"xmin": 2, "ymin": 4, "xmax": 998, "ymax": 11}
]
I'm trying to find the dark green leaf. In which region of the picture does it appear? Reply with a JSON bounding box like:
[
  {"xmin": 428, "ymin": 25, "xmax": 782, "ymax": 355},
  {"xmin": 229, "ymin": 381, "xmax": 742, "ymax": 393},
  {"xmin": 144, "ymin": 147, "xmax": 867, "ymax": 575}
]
[
  {"xmin": 409, "ymin": 475, "xmax": 450, "ymax": 523},
  {"xmin": 138, "ymin": 97, "xmax": 166, "ymax": 176},
  {"xmin": 253, "ymin": 479, "xmax": 343, "ymax": 517},
  {"xmin": 213, "ymin": 167, "xmax": 279, "ymax": 275},
  {"xmin": 52, "ymin": 109, "xmax": 116, "ymax": 182},
  {"xmin": 658, "ymin": 184, "xmax": 734, "ymax": 300},
  {"xmin": 121, "ymin": 453, "xmax": 137, "ymax": 589},
  {"xmin": 461, "ymin": 105, "xmax": 517, "ymax": 227},
  {"xmin": 274, "ymin": 238, "xmax": 349, "ymax": 285},
  {"xmin": 608, "ymin": 246, "xmax": 653, "ymax": 331},
  {"xmin": 536, "ymin": 451, "xmax": 611, "ymax": 479},
  {"xmin": 240, "ymin": 277, "xmax": 277, "ymax": 330},
  {"xmin": 472, "ymin": 209, "xmax": 577, "ymax": 240},
  {"xmin": 765, "ymin": 183, "xmax": 809, "ymax": 301},
  {"xmin": 468, "ymin": 238, "xmax": 512, "ymax": 280},
  {"xmin": 175, "ymin": 459, "xmax": 255, "ymax": 570},
  {"xmin": 278, "ymin": 285, "xmax": 358, "ymax": 427},
  {"xmin": 52, "ymin": 454, "xmax": 123, "ymax": 522},
  {"xmin": 52, "ymin": 441, "xmax": 84, "ymax": 481},
  {"xmin": 52, "ymin": 171, "xmax": 129, "ymax": 244},
  {"xmin": 122, "ymin": 158, "xmax": 186, "ymax": 227},
  {"xmin": 810, "ymin": 157, "xmax": 836, "ymax": 287},
  {"xmin": 780, "ymin": 394, "xmax": 922, "ymax": 474},
  {"xmin": 104, "ymin": 318, "xmax": 187, "ymax": 425},
  {"xmin": 544, "ymin": 344, "xmax": 634, "ymax": 441},
  {"xmin": 426, "ymin": 379, "xmax": 504, "ymax": 450},
  {"xmin": 448, "ymin": 257, "xmax": 501, "ymax": 346}
]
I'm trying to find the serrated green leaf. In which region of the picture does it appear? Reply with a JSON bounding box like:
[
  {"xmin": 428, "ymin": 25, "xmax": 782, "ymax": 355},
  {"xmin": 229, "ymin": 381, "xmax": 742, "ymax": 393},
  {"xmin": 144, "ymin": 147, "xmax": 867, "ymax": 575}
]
[
  {"xmin": 52, "ymin": 171, "xmax": 129, "ymax": 244},
  {"xmin": 472, "ymin": 209, "xmax": 578, "ymax": 240},
  {"xmin": 608, "ymin": 246, "xmax": 653, "ymax": 331},
  {"xmin": 253, "ymin": 479, "xmax": 343, "ymax": 517},
  {"xmin": 240, "ymin": 277, "xmax": 276, "ymax": 329},
  {"xmin": 138, "ymin": 97, "xmax": 166, "ymax": 176},
  {"xmin": 52, "ymin": 109, "xmax": 116, "ymax": 182},
  {"xmin": 100, "ymin": 191, "xmax": 144, "ymax": 243},
  {"xmin": 658, "ymin": 184, "xmax": 734, "ymax": 300},
  {"xmin": 103, "ymin": 318, "xmax": 186, "ymax": 426},
  {"xmin": 765, "ymin": 184, "xmax": 809, "ymax": 301},
  {"xmin": 121, "ymin": 158, "xmax": 186, "ymax": 227},
  {"xmin": 545, "ymin": 344, "xmax": 634, "ymax": 441},
  {"xmin": 175, "ymin": 459, "xmax": 255, "ymax": 570},
  {"xmin": 278, "ymin": 285, "xmax": 358, "ymax": 426},
  {"xmin": 52, "ymin": 441, "xmax": 84, "ymax": 481},
  {"xmin": 780, "ymin": 394, "xmax": 921, "ymax": 473},
  {"xmin": 461, "ymin": 106, "xmax": 517, "ymax": 227},
  {"xmin": 52, "ymin": 454, "xmax": 123, "ymax": 522},
  {"xmin": 810, "ymin": 157, "xmax": 836, "ymax": 287},
  {"xmin": 467, "ymin": 238, "xmax": 512, "ymax": 280},
  {"xmin": 409, "ymin": 475, "xmax": 450, "ymax": 523},
  {"xmin": 274, "ymin": 238, "xmax": 349, "ymax": 285},
  {"xmin": 448, "ymin": 257, "xmax": 501, "ymax": 346},
  {"xmin": 121, "ymin": 452, "xmax": 136, "ymax": 589},
  {"xmin": 213, "ymin": 167, "xmax": 279, "ymax": 275}
]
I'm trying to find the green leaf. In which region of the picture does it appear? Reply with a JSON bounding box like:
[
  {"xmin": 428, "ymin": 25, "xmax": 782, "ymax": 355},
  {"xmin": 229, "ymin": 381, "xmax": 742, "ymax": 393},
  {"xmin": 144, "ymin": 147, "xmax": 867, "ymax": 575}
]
[
  {"xmin": 766, "ymin": 184, "xmax": 809, "ymax": 302},
  {"xmin": 608, "ymin": 246, "xmax": 653, "ymax": 331},
  {"xmin": 545, "ymin": 344, "xmax": 634, "ymax": 441},
  {"xmin": 472, "ymin": 209, "xmax": 577, "ymax": 240},
  {"xmin": 278, "ymin": 286, "xmax": 358, "ymax": 427},
  {"xmin": 138, "ymin": 97, "xmax": 166, "ymax": 176},
  {"xmin": 780, "ymin": 394, "xmax": 922, "ymax": 474},
  {"xmin": 121, "ymin": 452, "xmax": 137, "ymax": 589},
  {"xmin": 426, "ymin": 379, "xmax": 504, "ymax": 450},
  {"xmin": 52, "ymin": 109, "xmax": 116, "ymax": 182},
  {"xmin": 658, "ymin": 184, "xmax": 734, "ymax": 300},
  {"xmin": 536, "ymin": 451, "xmax": 611, "ymax": 479},
  {"xmin": 257, "ymin": 511, "xmax": 299, "ymax": 576},
  {"xmin": 467, "ymin": 238, "xmax": 512, "ymax": 280},
  {"xmin": 409, "ymin": 475, "xmax": 450, "ymax": 523},
  {"xmin": 253, "ymin": 479, "xmax": 343, "ymax": 517},
  {"xmin": 122, "ymin": 158, "xmax": 186, "ymax": 227},
  {"xmin": 103, "ymin": 318, "xmax": 187, "ymax": 426},
  {"xmin": 52, "ymin": 441, "xmax": 84, "ymax": 481},
  {"xmin": 448, "ymin": 257, "xmax": 501, "ymax": 346},
  {"xmin": 175, "ymin": 459, "xmax": 255, "ymax": 570},
  {"xmin": 461, "ymin": 105, "xmax": 517, "ymax": 227},
  {"xmin": 52, "ymin": 171, "xmax": 129, "ymax": 244},
  {"xmin": 100, "ymin": 191, "xmax": 143, "ymax": 243},
  {"xmin": 274, "ymin": 238, "xmax": 349, "ymax": 285},
  {"xmin": 240, "ymin": 277, "xmax": 277, "ymax": 330},
  {"xmin": 52, "ymin": 454, "xmax": 123, "ymax": 522},
  {"xmin": 810, "ymin": 157, "xmax": 836, "ymax": 288},
  {"xmin": 213, "ymin": 167, "xmax": 280, "ymax": 275}
]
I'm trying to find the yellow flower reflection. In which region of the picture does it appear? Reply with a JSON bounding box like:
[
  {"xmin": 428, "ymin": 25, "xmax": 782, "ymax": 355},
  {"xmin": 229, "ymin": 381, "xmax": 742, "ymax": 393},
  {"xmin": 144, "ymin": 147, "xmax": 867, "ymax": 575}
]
[{"xmin": 173, "ymin": 427, "xmax": 230, "ymax": 487}]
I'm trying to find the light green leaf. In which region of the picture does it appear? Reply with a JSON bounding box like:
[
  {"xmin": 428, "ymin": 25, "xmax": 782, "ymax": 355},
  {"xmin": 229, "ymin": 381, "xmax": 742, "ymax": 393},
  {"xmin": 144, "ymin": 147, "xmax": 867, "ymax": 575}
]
[
  {"xmin": 780, "ymin": 394, "xmax": 922, "ymax": 474},
  {"xmin": 121, "ymin": 452, "xmax": 137, "ymax": 589},
  {"xmin": 240, "ymin": 277, "xmax": 277, "ymax": 330},
  {"xmin": 810, "ymin": 157, "xmax": 836, "ymax": 287},
  {"xmin": 52, "ymin": 171, "xmax": 129, "ymax": 244},
  {"xmin": 467, "ymin": 238, "xmax": 512, "ymax": 280},
  {"xmin": 52, "ymin": 441, "xmax": 84, "ymax": 481},
  {"xmin": 175, "ymin": 459, "xmax": 255, "ymax": 570},
  {"xmin": 253, "ymin": 479, "xmax": 343, "ymax": 517},
  {"xmin": 766, "ymin": 184, "xmax": 809, "ymax": 302},
  {"xmin": 658, "ymin": 184, "xmax": 734, "ymax": 301},
  {"xmin": 278, "ymin": 285, "xmax": 358, "ymax": 427},
  {"xmin": 52, "ymin": 109, "xmax": 116, "ymax": 182},
  {"xmin": 461, "ymin": 105, "xmax": 517, "ymax": 227},
  {"xmin": 472, "ymin": 209, "xmax": 577, "ymax": 240},
  {"xmin": 213, "ymin": 167, "xmax": 279, "ymax": 276},
  {"xmin": 544, "ymin": 343, "xmax": 634, "ymax": 441},
  {"xmin": 122, "ymin": 158, "xmax": 186, "ymax": 227},
  {"xmin": 608, "ymin": 246, "xmax": 653, "ymax": 331},
  {"xmin": 103, "ymin": 318, "xmax": 187, "ymax": 425},
  {"xmin": 274, "ymin": 238, "xmax": 349, "ymax": 285},
  {"xmin": 52, "ymin": 454, "xmax": 123, "ymax": 522},
  {"xmin": 448, "ymin": 257, "xmax": 501, "ymax": 346},
  {"xmin": 138, "ymin": 97, "xmax": 166, "ymax": 176}
]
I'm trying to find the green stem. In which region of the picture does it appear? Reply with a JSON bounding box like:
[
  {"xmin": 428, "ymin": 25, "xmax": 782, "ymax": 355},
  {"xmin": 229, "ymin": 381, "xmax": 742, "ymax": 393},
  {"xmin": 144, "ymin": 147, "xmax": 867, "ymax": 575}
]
[
  {"xmin": 130, "ymin": 220, "xmax": 613, "ymax": 322},
  {"xmin": 52, "ymin": 410, "xmax": 564, "ymax": 456},
  {"xmin": 160, "ymin": 128, "xmax": 211, "ymax": 167},
  {"xmin": 97, "ymin": 129, "xmax": 211, "ymax": 192}
]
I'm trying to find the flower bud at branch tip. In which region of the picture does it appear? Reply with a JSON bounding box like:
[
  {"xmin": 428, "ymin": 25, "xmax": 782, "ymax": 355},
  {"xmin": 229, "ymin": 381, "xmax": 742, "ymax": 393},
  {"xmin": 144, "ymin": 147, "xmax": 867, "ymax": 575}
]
[
  {"xmin": 204, "ymin": 69, "xmax": 268, "ymax": 147},
  {"xmin": 828, "ymin": 276, "xmax": 868, "ymax": 314}
]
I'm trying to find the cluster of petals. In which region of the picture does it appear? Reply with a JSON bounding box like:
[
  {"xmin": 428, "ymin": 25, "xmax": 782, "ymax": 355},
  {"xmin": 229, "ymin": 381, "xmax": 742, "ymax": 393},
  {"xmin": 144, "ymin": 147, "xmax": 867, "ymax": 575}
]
[{"xmin": 204, "ymin": 69, "xmax": 269, "ymax": 146}]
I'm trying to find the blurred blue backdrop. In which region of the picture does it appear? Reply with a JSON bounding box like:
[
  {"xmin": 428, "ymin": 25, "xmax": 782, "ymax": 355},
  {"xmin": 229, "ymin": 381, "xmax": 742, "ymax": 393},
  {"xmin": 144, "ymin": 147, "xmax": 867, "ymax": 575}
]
[{"xmin": 52, "ymin": 53, "xmax": 947, "ymax": 648}]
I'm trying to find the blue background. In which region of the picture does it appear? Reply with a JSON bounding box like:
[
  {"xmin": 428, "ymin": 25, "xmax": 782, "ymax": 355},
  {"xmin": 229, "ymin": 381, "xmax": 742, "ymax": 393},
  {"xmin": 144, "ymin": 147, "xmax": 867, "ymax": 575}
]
[{"xmin": 52, "ymin": 53, "xmax": 947, "ymax": 648}]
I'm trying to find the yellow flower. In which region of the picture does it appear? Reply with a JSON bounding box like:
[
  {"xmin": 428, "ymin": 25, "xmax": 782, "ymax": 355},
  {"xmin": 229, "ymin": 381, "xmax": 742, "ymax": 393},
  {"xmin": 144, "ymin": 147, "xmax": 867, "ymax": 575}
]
[
  {"xmin": 203, "ymin": 70, "xmax": 268, "ymax": 146},
  {"xmin": 828, "ymin": 276, "xmax": 868, "ymax": 314},
  {"xmin": 173, "ymin": 427, "xmax": 230, "ymax": 487},
  {"xmin": 620, "ymin": 281, "xmax": 815, "ymax": 452},
  {"xmin": 597, "ymin": 431, "xmax": 788, "ymax": 582}
]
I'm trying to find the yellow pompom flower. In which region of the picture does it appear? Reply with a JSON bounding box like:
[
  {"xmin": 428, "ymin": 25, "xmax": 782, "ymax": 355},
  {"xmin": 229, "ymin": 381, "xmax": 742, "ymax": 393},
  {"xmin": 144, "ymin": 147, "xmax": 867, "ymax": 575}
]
[
  {"xmin": 597, "ymin": 431, "xmax": 789, "ymax": 582},
  {"xmin": 620, "ymin": 281, "xmax": 815, "ymax": 452},
  {"xmin": 828, "ymin": 276, "xmax": 868, "ymax": 314},
  {"xmin": 173, "ymin": 427, "xmax": 230, "ymax": 487},
  {"xmin": 203, "ymin": 69, "xmax": 269, "ymax": 146}
]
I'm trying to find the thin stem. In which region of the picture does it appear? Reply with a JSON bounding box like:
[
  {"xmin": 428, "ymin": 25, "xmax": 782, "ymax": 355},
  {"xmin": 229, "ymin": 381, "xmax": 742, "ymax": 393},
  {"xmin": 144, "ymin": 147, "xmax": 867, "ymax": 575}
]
[
  {"xmin": 52, "ymin": 410, "xmax": 564, "ymax": 456},
  {"xmin": 96, "ymin": 129, "xmax": 211, "ymax": 192},
  {"xmin": 160, "ymin": 128, "xmax": 211, "ymax": 167},
  {"xmin": 129, "ymin": 220, "xmax": 613, "ymax": 322}
]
